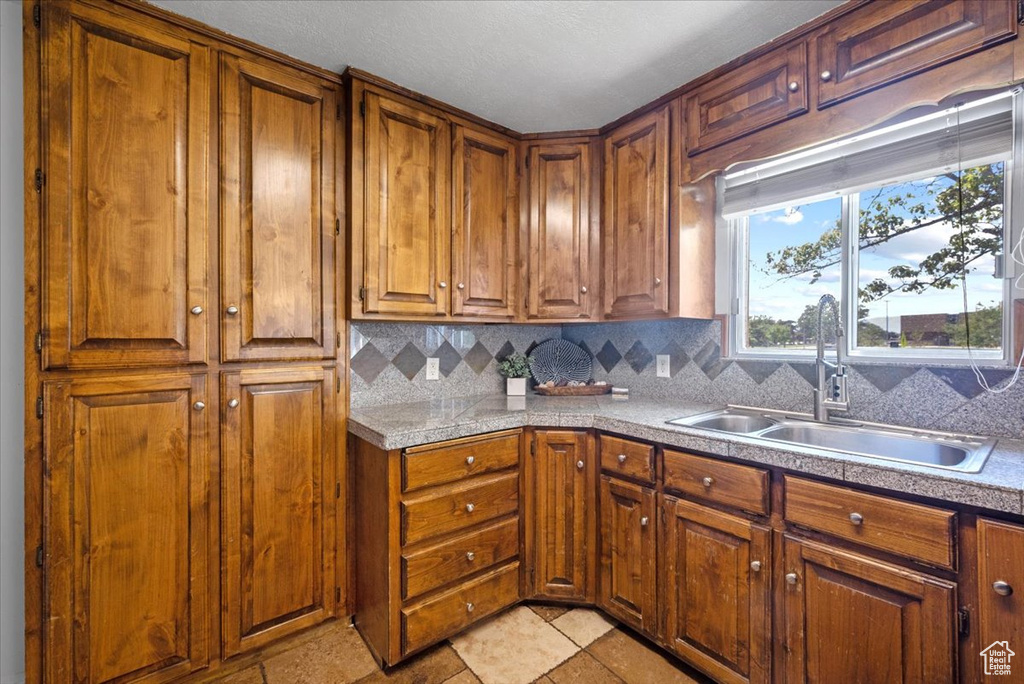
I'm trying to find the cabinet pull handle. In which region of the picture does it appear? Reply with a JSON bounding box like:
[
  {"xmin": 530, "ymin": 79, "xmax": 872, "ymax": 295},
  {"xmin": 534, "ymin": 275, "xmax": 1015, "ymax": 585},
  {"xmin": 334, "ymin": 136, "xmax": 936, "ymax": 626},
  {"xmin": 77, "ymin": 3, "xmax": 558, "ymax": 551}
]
[
  {"xmin": 702, "ymin": 476, "xmax": 714, "ymax": 488},
  {"xmin": 849, "ymin": 512, "xmax": 863, "ymax": 525},
  {"xmin": 466, "ymin": 551, "xmax": 475, "ymax": 562},
  {"xmin": 785, "ymin": 572, "xmax": 798, "ymax": 585},
  {"xmin": 820, "ymin": 70, "xmax": 832, "ymax": 82},
  {"xmin": 576, "ymin": 460, "xmax": 584, "ymax": 470},
  {"xmin": 466, "ymin": 456, "xmax": 475, "ymax": 465},
  {"xmin": 640, "ymin": 516, "xmax": 649, "ymax": 527},
  {"xmin": 788, "ymin": 81, "xmax": 800, "ymax": 92},
  {"xmin": 227, "ymin": 399, "xmax": 239, "ymax": 408},
  {"xmin": 457, "ymin": 282, "xmax": 465, "ymax": 290},
  {"xmin": 465, "ymin": 503, "xmax": 475, "ymax": 513},
  {"xmin": 617, "ymin": 454, "xmax": 627, "ymax": 464},
  {"xmin": 580, "ymin": 286, "xmax": 588, "ymax": 294},
  {"xmin": 439, "ymin": 281, "xmax": 447, "ymax": 289},
  {"xmin": 750, "ymin": 560, "xmax": 762, "ymax": 572},
  {"xmin": 190, "ymin": 306, "xmax": 203, "ymax": 315},
  {"xmin": 654, "ymin": 277, "xmax": 661, "ymax": 286},
  {"xmin": 466, "ymin": 602, "xmax": 475, "ymax": 613},
  {"xmin": 226, "ymin": 305, "xmax": 239, "ymax": 315},
  {"xmin": 994, "ymin": 580, "xmax": 1014, "ymax": 597},
  {"xmin": 192, "ymin": 401, "xmax": 205, "ymax": 411}
]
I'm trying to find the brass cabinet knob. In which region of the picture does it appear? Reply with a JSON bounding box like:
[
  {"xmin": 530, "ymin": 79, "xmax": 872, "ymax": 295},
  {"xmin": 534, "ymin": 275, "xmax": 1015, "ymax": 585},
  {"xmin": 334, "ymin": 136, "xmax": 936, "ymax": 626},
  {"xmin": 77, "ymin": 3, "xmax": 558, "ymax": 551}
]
[
  {"xmin": 439, "ymin": 281, "xmax": 447, "ymax": 289},
  {"xmin": 580, "ymin": 286, "xmax": 588, "ymax": 294},
  {"xmin": 465, "ymin": 503, "xmax": 475, "ymax": 513},
  {"xmin": 190, "ymin": 306, "xmax": 203, "ymax": 315},
  {"xmin": 466, "ymin": 551, "xmax": 475, "ymax": 562},
  {"xmin": 618, "ymin": 454, "xmax": 627, "ymax": 464},
  {"xmin": 192, "ymin": 401, "xmax": 205, "ymax": 411},
  {"xmin": 994, "ymin": 580, "xmax": 1014, "ymax": 597},
  {"xmin": 640, "ymin": 516, "xmax": 649, "ymax": 527},
  {"xmin": 849, "ymin": 512, "xmax": 864, "ymax": 526},
  {"xmin": 466, "ymin": 456, "xmax": 475, "ymax": 465},
  {"xmin": 226, "ymin": 305, "xmax": 239, "ymax": 315},
  {"xmin": 788, "ymin": 81, "xmax": 800, "ymax": 92},
  {"xmin": 786, "ymin": 572, "xmax": 798, "ymax": 585},
  {"xmin": 576, "ymin": 460, "xmax": 584, "ymax": 470},
  {"xmin": 702, "ymin": 476, "xmax": 714, "ymax": 488},
  {"xmin": 654, "ymin": 277, "xmax": 661, "ymax": 286},
  {"xmin": 457, "ymin": 283, "xmax": 465, "ymax": 290},
  {"xmin": 227, "ymin": 399, "xmax": 239, "ymax": 408},
  {"xmin": 820, "ymin": 70, "xmax": 832, "ymax": 82},
  {"xmin": 466, "ymin": 602, "xmax": 475, "ymax": 613},
  {"xmin": 750, "ymin": 560, "xmax": 762, "ymax": 572}
]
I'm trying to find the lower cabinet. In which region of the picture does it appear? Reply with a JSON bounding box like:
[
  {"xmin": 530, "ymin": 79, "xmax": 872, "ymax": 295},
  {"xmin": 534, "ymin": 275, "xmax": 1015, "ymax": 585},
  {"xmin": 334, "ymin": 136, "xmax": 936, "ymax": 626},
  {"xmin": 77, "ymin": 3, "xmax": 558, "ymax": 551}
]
[
  {"xmin": 598, "ymin": 476, "xmax": 656, "ymax": 634},
  {"xmin": 42, "ymin": 374, "xmax": 211, "ymax": 684},
  {"xmin": 662, "ymin": 496, "xmax": 771, "ymax": 684},
  {"xmin": 781, "ymin": 534, "xmax": 957, "ymax": 683},
  {"xmin": 525, "ymin": 430, "xmax": 596, "ymax": 601},
  {"xmin": 976, "ymin": 518, "xmax": 1024, "ymax": 681},
  {"xmin": 221, "ymin": 367, "xmax": 338, "ymax": 656}
]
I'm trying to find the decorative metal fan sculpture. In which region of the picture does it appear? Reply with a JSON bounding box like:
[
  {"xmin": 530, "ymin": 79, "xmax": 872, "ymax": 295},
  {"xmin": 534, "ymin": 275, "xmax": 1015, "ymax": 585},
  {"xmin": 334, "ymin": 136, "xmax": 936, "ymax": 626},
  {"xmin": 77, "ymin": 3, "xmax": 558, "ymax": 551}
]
[{"xmin": 528, "ymin": 339, "xmax": 592, "ymax": 385}]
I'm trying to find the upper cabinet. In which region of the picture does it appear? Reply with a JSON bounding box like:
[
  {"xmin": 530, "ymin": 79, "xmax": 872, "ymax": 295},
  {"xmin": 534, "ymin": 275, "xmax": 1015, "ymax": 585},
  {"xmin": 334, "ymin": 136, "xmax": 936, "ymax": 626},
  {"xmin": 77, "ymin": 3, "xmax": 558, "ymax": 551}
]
[
  {"xmin": 220, "ymin": 55, "xmax": 337, "ymax": 362},
  {"xmin": 41, "ymin": 4, "xmax": 209, "ymax": 369},
  {"xmin": 360, "ymin": 88, "xmax": 451, "ymax": 317},
  {"xmin": 816, "ymin": 0, "xmax": 1018, "ymax": 108},
  {"xmin": 684, "ymin": 42, "xmax": 808, "ymax": 156},
  {"xmin": 452, "ymin": 125, "xmax": 518, "ymax": 318},
  {"xmin": 603, "ymin": 107, "xmax": 670, "ymax": 319},
  {"xmin": 526, "ymin": 140, "xmax": 597, "ymax": 320}
]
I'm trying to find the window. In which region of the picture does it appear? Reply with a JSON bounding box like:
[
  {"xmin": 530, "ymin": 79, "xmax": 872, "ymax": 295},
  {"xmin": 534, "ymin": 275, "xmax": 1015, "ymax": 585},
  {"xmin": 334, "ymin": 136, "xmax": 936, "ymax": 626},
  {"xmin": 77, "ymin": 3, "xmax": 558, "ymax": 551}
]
[{"xmin": 724, "ymin": 91, "xmax": 1020, "ymax": 364}]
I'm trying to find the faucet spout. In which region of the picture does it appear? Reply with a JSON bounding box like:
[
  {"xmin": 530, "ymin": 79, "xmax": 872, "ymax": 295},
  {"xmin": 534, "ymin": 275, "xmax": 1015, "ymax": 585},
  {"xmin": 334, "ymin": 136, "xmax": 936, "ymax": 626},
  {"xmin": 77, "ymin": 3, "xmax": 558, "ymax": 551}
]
[{"xmin": 813, "ymin": 294, "xmax": 850, "ymax": 422}]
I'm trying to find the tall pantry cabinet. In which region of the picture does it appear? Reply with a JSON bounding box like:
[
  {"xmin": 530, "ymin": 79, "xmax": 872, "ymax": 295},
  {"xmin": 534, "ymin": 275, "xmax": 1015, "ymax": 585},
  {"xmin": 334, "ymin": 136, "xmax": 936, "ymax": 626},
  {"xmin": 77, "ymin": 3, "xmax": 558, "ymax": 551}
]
[{"xmin": 26, "ymin": 1, "xmax": 346, "ymax": 682}]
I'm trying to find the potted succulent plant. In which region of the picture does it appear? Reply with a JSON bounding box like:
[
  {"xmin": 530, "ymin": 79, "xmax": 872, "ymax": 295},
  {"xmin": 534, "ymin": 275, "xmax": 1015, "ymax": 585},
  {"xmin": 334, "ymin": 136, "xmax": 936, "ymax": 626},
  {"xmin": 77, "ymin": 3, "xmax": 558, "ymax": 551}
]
[{"xmin": 497, "ymin": 352, "xmax": 530, "ymax": 396}]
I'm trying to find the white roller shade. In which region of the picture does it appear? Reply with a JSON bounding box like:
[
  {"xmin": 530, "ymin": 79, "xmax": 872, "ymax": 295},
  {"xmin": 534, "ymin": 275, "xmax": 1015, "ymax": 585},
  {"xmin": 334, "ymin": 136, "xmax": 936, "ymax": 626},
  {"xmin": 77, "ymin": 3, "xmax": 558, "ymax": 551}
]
[{"xmin": 722, "ymin": 92, "xmax": 1015, "ymax": 218}]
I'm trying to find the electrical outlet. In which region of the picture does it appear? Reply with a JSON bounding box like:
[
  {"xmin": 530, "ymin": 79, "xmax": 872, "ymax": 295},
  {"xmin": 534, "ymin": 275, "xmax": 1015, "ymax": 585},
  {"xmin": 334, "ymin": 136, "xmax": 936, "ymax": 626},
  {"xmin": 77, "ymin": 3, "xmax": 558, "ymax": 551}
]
[
  {"xmin": 425, "ymin": 358, "xmax": 440, "ymax": 380},
  {"xmin": 656, "ymin": 355, "xmax": 671, "ymax": 378}
]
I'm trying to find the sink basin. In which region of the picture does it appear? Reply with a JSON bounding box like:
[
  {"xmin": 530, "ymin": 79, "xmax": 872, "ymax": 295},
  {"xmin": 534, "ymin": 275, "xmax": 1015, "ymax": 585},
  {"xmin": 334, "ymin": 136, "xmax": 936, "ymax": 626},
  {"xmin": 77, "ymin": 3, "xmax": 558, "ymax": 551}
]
[{"xmin": 668, "ymin": 407, "xmax": 995, "ymax": 472}]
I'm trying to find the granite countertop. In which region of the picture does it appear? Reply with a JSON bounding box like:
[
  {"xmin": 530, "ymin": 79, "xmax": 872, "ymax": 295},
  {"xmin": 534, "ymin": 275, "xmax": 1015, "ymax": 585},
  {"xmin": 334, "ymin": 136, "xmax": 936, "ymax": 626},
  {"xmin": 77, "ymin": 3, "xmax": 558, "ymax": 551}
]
[{"xmin": 348, "ymin": 394, "xmax": 1024, "ymax": 515}]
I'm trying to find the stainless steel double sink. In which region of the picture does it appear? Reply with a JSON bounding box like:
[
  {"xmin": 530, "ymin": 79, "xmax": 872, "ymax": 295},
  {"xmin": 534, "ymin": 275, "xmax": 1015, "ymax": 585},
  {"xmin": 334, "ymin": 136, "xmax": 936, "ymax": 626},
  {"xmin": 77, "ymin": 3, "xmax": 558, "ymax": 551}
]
[{"xmin": 667, "ymin": 407, "xmax": 996, "ymax": 472}]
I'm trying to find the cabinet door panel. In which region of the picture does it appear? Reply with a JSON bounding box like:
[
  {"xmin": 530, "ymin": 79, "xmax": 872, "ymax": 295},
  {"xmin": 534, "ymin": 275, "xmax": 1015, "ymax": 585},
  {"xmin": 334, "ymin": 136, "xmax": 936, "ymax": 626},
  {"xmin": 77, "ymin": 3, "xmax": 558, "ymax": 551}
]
[
  {"xmin": 42, "ymin": 5, "xmax": 208, "ymax": 369},
  {"xmin": 452, "ymin": 126, "xmax": 517, "ymax": 318},
  {"xmin": 783, "ymin": 535, "xmax": 956, "ymax": 684},
  {"xmin": 598, "ymin": 477, "xmax": 656, "ymax": 634},
  {"xmin": 363, "ymin": 91, "xmax": 450, "ymax": 316},
  {"xmin": 527, "ymin": 431, "xmax": 593, "ymax": 599},
  {"xmin": 817, "ymin": 0, "xmax": 1017, "ymax": 108},
  {"xmin": 527, "ymin": 143, "xmax": 593, "ymax": 319},
  {"xmin": 44, "ymin": 374, "xmax": 210, "ymax": 683},
  {"xmin": 603, "ymin": 107, "xmax": 669, "ymax": 318},
  {"xmin": 222, "ymin": 367, "xmax": 336, "ymax": 655},
  {"xmin": 976, "ymin": 518, "xmax": 1024, "ymax": 680},
  {"xmin": 221, "ymin": 55, "xmax": 336, "ymax": 361},
  {"xmin": 664, "ymin": 497, "xmax": 770, "ymax": 684}
]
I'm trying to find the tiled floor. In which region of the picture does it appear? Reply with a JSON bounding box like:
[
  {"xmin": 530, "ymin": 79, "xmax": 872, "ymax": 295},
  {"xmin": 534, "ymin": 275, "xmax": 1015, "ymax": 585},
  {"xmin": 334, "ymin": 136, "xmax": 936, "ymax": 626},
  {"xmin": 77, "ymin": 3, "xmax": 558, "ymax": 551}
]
[{"xmin": 218, "ymin": 604, "xmax": 711, "ymax": 684}]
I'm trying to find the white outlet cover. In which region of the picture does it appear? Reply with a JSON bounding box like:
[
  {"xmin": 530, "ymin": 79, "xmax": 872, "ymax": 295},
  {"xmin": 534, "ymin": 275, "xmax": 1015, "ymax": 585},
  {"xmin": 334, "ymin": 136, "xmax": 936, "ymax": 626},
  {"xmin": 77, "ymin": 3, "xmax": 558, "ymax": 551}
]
[
  {"xmin": 656, "ymin": 355, "xmax": 671, "ymax": 378},
  {"xmin": 426, "ymin": 358, "xmax": 440, "ymax": 380}
]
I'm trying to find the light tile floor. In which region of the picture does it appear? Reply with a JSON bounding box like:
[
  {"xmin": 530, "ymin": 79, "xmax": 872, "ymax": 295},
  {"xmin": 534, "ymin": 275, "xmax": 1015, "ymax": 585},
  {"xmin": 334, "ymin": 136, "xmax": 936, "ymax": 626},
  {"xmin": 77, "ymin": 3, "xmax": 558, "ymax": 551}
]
[{"xmin": 216, "ymin": 604, "xmax": 711, "ymax": 684}]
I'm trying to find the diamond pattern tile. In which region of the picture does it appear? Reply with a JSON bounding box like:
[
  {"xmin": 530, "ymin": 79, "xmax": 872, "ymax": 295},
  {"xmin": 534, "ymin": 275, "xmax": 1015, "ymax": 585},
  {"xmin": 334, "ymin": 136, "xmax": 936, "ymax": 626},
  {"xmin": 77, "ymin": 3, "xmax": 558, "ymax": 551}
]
[
  {"xmin": 350, "ymin": 342, "xmax": 390, "ymax": 384},
  {"xmin": 789, "ymin": 362, "xmax": 818, "ymax": 387},
  {"xmin": 595, "ymin": 341, "xmax": 622, "ymax": 373},
  {"xmin": 736, "ymin": 360, "xmax": 782, "ymax": 385},
  {"xmin": 392, "ymin": 342, "xmax": 427, "ymax": 380},
  {"xmin": 693, "ymin": 340, "xmax": 729, "ymax": 380},
  {"xmin": 854, "ymin": 364, "xmax": 917, "ymax": 393},
  {"xmin": 434, "ymin": 341, "xmax": 463, "ymax": 377},
  {"xmin": 658, "ymin": 340, "xmax": 690, "ymax": 377},
  {"xmin": 624, "ymin": 341, "xmax": 654, "ymax": 374},
  {"xmin": 495, "ymin": 341, "xmax": 516, "ymax": 362},
  {"xmin": 928, "ymin": 366, "xmax": 1015, "ymax": 399},
  {"xmin": 463, "ymin": 341, "xmax": 494, "ymax": 374}
]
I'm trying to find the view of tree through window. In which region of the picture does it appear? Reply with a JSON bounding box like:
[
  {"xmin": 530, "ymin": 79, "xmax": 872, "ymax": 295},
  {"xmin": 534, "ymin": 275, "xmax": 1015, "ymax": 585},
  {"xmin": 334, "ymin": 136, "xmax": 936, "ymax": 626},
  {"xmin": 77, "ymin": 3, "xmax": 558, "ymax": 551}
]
[{"xmin": 742, "ymin": 162, "xmax": 1006, "ymax": 353}]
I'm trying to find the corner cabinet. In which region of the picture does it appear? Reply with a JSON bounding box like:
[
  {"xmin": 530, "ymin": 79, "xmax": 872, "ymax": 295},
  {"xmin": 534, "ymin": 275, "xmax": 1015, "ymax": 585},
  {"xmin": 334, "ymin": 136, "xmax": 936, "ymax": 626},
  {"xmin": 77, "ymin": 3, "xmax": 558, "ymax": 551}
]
[
  {"xmin": 603, "ymin": 107, "xmax": 670, "ymax": 318},
  {"xmin": 598, "ymin": 476, "xmax": 657, "ymax": 633}
]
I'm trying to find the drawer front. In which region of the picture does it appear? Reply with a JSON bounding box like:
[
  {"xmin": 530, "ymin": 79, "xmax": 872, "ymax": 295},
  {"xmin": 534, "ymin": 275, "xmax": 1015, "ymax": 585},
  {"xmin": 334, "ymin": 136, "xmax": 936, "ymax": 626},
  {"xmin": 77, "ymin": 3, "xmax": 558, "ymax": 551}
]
[
  {"xmin": 785, "ymin": 476, "xmax": 956, "ymax": 569},
  {"xmin": 600, "ymin": 435, "xmax": 655, "ymax": 484},
  {"xmin": 404, "ymin": 430, "xmax": 521, "ymax": 492},
  {"xmin": 402, "ymin": 471, "xmax": 519, "ymax": 546},
  {"xmin": 663, "ymin": 450, "xmax": 769, "ymax": 515},
  {"xmin": 402, "ymin": 517, "xmax": 519, "ymax": 600},
  {"xmin": 402, "ymin": 561, "xmax": 520, "ymax": 656}
]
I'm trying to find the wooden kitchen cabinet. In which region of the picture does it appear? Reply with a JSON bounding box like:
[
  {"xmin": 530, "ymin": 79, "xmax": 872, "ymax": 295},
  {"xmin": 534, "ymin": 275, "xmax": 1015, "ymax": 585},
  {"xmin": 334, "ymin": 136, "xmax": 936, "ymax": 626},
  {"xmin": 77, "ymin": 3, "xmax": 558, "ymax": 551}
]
[
  {"xmin": 684, "ymin": 41, "xmax": 808, "ymax": 156},
  {"xmin": 40, "ymin": 2, "xmax": 209, "ymax": 369},
  {"xmin": 663, "ymin": 497, "xmax": 771, "ymax": 684},
  {"xmin": 975, "ymin": 518, "xmax": 1024, "ymax": 680},
  {"xmin": 525, "ymin": 141, "xmax": 597, "ymax": 320},
  {"xmin": 603, "ymin": 107, "xmax": 669, "ymax": 318},
  {"xmin": 815, "ymin": 0, "xmax": 1017, "ymax": 108},
  {"xmin": 451, "ymin": 125, "xmax": 518, "ymax": 318},
  {"xmin": 220, "ymin": 54, "xmax": 337, "ymax": 362},
  {"xmin": 42, "ymin": 373, "xmax": 210, "ymax": 683},
  {"xmin": 361, "ymin": 89, "xmax": 451, "ymax": 316},
  {"xmin": 221, "ymin": 366, "xmax": 337, "ymax": 656},
  {"xmin": 782, "ymin": 535, "xmax": 957, "ymax": 683},
  {"xmin": 598, "ymin": 476, "xmax": 656, "ymax": 634},
  {"xmin": 525, "ymin": 430, "xmax": 596, "ymax": 600}
]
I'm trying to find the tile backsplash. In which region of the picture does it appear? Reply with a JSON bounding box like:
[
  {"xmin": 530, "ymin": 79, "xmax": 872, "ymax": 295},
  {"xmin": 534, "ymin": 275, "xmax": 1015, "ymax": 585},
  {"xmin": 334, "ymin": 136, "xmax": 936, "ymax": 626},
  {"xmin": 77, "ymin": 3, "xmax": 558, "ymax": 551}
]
[{"xmin": 349, "ymin": 319, "xmax": 1024, "ymax": 439}]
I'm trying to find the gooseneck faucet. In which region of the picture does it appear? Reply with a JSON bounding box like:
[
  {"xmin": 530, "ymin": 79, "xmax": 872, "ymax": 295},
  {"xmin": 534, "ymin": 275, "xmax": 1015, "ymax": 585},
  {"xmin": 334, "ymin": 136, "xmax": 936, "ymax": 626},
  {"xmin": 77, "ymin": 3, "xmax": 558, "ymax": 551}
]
[{"xmin": 813, "ymin": 294, "xmax": 850, "ymax": 422}]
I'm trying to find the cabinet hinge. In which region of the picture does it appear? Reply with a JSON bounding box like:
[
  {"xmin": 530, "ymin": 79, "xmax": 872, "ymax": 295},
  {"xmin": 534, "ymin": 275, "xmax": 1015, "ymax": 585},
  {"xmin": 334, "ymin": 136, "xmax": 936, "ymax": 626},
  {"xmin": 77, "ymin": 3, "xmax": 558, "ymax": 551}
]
[
  {"xmin": 335, "ymin": 217, "xmax": 340, "ymax": 236},
  {"xmin": 35, "ymin": 545, "xmax": 43, "ymax": 568},
  {"xmin": 335, "ymin": 587, "xmax": 341, "ymax": 603},
  {"xmin": 35, "ymin": 396, "xmax": 43, "ymax": 419},
  {"xmin": 524, "ymin": 155, "xmax": 530, "ymax": 169},
  {"xmin": 34, "ymin": 168, "xmax": 43, "ymax": 193},
  {"xmin": 32, "ymin": 3, "xmax": 40, "ymax": 28},
  {"xmin": 337, "ymin": 331, "xmax": 341, "ymax": 348},
  {"xmin": 34, "ymin": 331, "xmax": 42, "ymax": 353},
  {"xmin": 530, "ymin": 438, "xmax": 536, "ymax": 456},
  {"xmin": 359, "ymin": 99, "xmax": 365, "ymax": 117},
  {"xmin": 336, "ymin": 103, "xmax": 342, "ymax": 121},
  {"xmin": 957, "ymin": 607, "xmax": 970, "ymax": 637},
  {"xmin": 336, "ymin": 482, "xmax": 341, "ymax": 499},
  {"xmin": 358, "ymin": 286, "xmax": 365, "ymax": 301}
]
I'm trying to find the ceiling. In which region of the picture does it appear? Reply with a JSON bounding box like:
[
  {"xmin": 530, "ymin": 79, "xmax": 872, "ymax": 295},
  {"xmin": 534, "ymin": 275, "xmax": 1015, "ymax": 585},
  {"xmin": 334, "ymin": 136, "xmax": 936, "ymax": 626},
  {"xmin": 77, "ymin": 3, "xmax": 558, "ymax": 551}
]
[{"xmin": 151, "ymin": 0, "xmax": 844, "ymax": 132}]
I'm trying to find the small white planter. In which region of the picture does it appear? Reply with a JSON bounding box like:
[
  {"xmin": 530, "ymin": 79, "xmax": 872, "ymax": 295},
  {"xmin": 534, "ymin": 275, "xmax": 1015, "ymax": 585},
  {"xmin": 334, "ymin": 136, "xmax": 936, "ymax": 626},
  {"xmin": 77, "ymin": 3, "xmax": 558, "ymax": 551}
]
[{"xmin": 506, "ymin": 378, "xmax": 527, "ymax": 396}]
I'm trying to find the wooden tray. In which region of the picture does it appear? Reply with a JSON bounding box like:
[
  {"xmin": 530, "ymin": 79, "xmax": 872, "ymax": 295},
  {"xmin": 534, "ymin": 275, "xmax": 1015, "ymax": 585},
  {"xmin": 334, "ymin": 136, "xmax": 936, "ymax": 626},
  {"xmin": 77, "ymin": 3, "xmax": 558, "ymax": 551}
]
[{"xmin": 534, "ymin": 384, "xmax": 612, "ymax": 396}]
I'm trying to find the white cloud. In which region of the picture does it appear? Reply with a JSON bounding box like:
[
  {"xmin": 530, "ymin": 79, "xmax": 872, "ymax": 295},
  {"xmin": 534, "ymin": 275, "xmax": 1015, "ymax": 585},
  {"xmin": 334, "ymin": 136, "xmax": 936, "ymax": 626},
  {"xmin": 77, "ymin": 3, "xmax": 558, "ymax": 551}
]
[
  {"xmin": 772, "ymin": 207, "xmax": 804, "ymax": 225},
  {"xmin": 860, "ymin": 219, "xmax": 953, "ymax": 263}
]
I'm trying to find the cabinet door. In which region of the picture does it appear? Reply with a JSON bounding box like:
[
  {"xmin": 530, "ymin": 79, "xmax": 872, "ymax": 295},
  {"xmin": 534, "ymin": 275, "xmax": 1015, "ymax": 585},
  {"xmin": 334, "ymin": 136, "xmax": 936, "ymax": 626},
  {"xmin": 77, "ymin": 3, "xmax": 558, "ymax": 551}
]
[
  {"xmin": 526, "ymin": 431, "xmax": 594, "ymax": 600},
  {"xmin": 452, "ymin": 126, "xmax": 518, "ymax": 318},
  {"xmin": 527, "ymin": 143, "xmax": 593, "ymax": 319},
  {"xmin": 598, "ymin": 477, "xmax": 656, "ymax": 634},
  {"xmin": 816, "ymin": 0, "xmax": 1017, "ymax": 108},
  {"xmin": 663, "ymin": 497, "xmax": 770, "ymax": 684},
  {"xmin": 782, "ymin": 535, "xmax": 956, "ymax": 684},
  {"xmin": 363, "ymin": 90, "xmax": 450, "ymax": 316},
  {"xmin": 221, "ymin": 55, "xmax": 336, "ymax": 361},
  {"xmin": 976, "ymin": 518, "xmax": 1024, "ymax": 680},
  {"xmin": 222, "ymin": 367, "xmax": 337, "ymax": 656},
  {"xmin": 41, "ymin": 4, "xmax": 209, "ymax": 369},
  {"xmin": 603, "ymin": 107, "xmax": 669, "ymax": 318},
  {"xmin": 43, "ymin": 374, "xmax": 210, "ymax": 683},
  {"xmin": 685, "ymin": 42, "xmax": 808, "ymax": 155}
]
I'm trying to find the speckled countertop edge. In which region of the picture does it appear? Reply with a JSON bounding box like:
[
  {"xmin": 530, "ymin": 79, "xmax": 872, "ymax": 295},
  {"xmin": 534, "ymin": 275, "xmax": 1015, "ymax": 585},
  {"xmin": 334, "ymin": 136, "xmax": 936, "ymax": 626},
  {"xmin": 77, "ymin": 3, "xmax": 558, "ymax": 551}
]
[{"xmin": 348, "ymin": 394, "xmax": 1024, "ymax": 515}]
